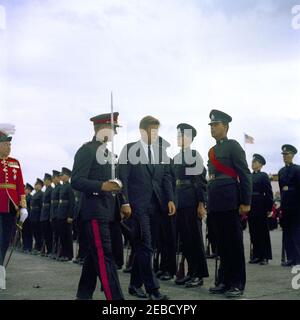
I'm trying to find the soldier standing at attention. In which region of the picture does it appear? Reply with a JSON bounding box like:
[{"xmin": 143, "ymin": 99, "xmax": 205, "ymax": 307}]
[
  {"xmin": 207, "ymin": 110, "xmax": 252, "ymax": 298},
  {"xmin": 30, "ymin": 178, "xmax": 44, "ymax": 255},
  {"xmin": 248, "ymin": 154, "xmax": 273, "ymax": 265},
  {"xmin": 57, "ymin": 167, "xmax": 75, "ymax": 262},
  {"xmin": 22, "ymin": 183, "xmax": 34, "ymax": 253},
  {"xmin": 278, "ymin": 145, "xmax": 300, "ymax": 267},
  {"xmin": 40, "ymin": 173, "xmax": 53, "ymax": 257},
  {"xmin": 173, "ymin": 123, "xmax": 209, "ymax": 287},
  {"xmin": 49, "ymin": 170, "xmax": 61, "ymax": 259},
  {"xmin": 71, "ymin": 112, "xmax": 125, "ymax": 300}
]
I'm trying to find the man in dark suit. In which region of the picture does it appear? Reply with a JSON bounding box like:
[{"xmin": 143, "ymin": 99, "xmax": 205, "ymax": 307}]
[
  {"xmin": 71, "ymin": 112, "xmax": 124, "ymax": 300},
  {"xmin": 278, "ymin": 144, "xmax": 300, "ymax": 266},
  {"xmin": 207, "ymin": 110, "xmax": 252, "ymax": 298},
  {"xmin": 119, "ymin": 115, "xmax": 176, "ymax": 300}
]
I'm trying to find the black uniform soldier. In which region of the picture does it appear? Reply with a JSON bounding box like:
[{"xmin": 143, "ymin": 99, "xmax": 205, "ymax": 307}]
[
  {"xmin": 49, "ymin": 170, "xmax": 61, "ymax": 259},
  {"xmin": 278, "ymin": 144, "xmax": 300, "ymax": 266},
  {"xmin": 57, "ymin": 167, "xmax": 75, "ymax": 262},
  {"xmin": 207, "ymin": 110, "xmax": 252, "ymax": 298},
  {"xmin": 40, "ymin": 173, "xmax": 53, "ymax": 256},
  {"xmin": 173, "ymin": 123, "xmax": 209, "ymax": 287},
  {"xmin": 22, "ymin": 183, "xmax": 34, "ymax": 253},
  {"xmin": 153, "ymin": 136, "xmax": 177, "ymax": 282},
  {"xmin": 248, "ymin": 154, "xmax": 273, "ymax": 265},
  {"xmin": 30, "ymin": 178, "xmax": 44, "ymax": 254},
  {"xmin": 71, "ymin": 112, "xmax": 124, "ymax": 300}
]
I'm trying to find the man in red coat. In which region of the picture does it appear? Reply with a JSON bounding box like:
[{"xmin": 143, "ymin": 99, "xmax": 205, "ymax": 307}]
[{"xmin": 0, "ymin": 124, "xmax": 28, "ymax": 290}]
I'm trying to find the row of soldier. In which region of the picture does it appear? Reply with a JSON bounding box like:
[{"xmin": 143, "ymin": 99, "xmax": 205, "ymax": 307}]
[
  {"xmin": 1, "ymin": 109, "xmax": 300, "ymax": 298},
  {"xmin": 21, "ymin": 169, "xmax": 77, "ymax": 262}
]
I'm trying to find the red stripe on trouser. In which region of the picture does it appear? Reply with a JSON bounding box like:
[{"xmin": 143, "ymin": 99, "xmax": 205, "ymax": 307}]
[{"xmin": 91, "ymin": 219, "xmax": 112, "ymax": 300}]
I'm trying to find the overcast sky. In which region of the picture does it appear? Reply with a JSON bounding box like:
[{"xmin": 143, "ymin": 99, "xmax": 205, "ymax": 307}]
[{"xmin": 0, "ymin": 0, "xmax": 300, "ymax": 184}]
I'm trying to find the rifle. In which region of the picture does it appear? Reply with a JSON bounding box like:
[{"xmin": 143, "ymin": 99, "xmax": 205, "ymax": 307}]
[
  {"xmin": 281, "ymin": 231, "xmax": 286, "ymax": 264},
  {"xmin": 176, "ymin": 255, "xmax": 185, "ymax": 280},
  {"xmin": 205, "ymin": 220, "xmax": 211, "ymax": 256},
  {"xmin": 124, "ymin": 243, "xmax": 130, "ymax": 267},
  {"xmin": 153, "ymin": 248, "xmax": 160, "ymax": 273},
  {"xmin": 250, "ymin": 241, "xmax": 254, "ymax": 261},
  {"xmin": 175, "ymin": 233, "xmax": 185, "ymax": 279},
  {"xmin": 214, "ymin": 248, "xmax": 219, "ymax": 286}
]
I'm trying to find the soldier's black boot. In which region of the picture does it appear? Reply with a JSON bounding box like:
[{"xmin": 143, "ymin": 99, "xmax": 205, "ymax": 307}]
[
  {"xmin": 225, "ymin": 287, "xmax": 244, "ymax": 298},
  {"xmin": 128, "ymin": 286, "xmax": 147, "ymax": 299},
  {"xmin": 260, "ymin": 259, "xmax": 268, "ymax": 265},
  {"xmin": 209, "ymin": 283, "xmax": 228, "ymax": 294},
  {"xmin": 248, "ymin": 257, "xmax": 261, "ymax": 264},
  {"xmin": 160, "ymin": 272, "xmax": 173, "ymax": 281},
  {"xmin": 175, "ymin": 275, "xmax": 191, "ymax": 285},
  {"xmin": 281, "ymin": 260, "xmax": 294, "ymax": 267},
  {"xmin": 185, "ymin": 277, "xmax": 204, "ymax": 288},
  {"xmin": 147, "ymin": 290, "xmax": 169, "ymax": 300}
]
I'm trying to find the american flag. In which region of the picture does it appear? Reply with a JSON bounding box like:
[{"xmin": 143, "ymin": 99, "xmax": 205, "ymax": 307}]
[{"xmin": 244, "ymin": 133, "xmax": 254, "ymax": 144}]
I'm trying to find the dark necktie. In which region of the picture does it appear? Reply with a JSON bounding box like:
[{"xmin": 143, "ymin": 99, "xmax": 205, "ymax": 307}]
[{"xmin": 148, "ymin": 145, "xmax": 153, "ymax": 164}]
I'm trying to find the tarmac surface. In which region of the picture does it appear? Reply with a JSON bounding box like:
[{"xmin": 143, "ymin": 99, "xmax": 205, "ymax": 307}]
[{"xmin": 0, "ymin": 227, "xmax": 299, "ymax": 300}]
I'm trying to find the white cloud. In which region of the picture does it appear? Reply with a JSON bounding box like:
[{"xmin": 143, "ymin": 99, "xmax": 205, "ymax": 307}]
[{"xmin": 0, "ymin": 4, "xmax": 6, "ymax": 30}]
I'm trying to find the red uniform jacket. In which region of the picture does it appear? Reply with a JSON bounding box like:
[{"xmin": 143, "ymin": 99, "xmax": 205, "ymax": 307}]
[{"xmin": 0, "ymin": 157, "xmax": 26, "ymax": 213}]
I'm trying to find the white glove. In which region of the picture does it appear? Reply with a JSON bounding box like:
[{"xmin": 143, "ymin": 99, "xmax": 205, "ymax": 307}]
[{"xmin": 20, "ymin": 208, "xmax": 28, "ymax": 223}]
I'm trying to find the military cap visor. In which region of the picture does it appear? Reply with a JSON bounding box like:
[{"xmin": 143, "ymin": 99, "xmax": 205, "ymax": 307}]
[
  {"xmin": 25, "ymin": 183, "xmax": 34, "ymax": 191},
  {"xmin": 177, "ymin": 123, "xmax": 197, "ymax": 139},
  {"xmin": 52, "ymin": 170, "xmax": 60, "ymax": 177},
  {"xmin": 252, "ymin": 154, "xmax": 266, "ymax": 166},
  {"xmin": 209, "ymin": 109, "xmax": 232, "ymax": 125},
  {"xmin": 60, "ymin": 167, "xmax": 72, "ymax": 176},
  {"xmin": 281, "ymin": 144, "xmax": 297, "ymax": 155},
  {"xmin": 35, "ymin": 178, "xmax": 44, "ymax": 186},
  {"xmin": 90, "ymin": 112, "xmax": 121, "ymax": 127},
  {"xmin": 44, "ymin": 173, "xmax": 52, "ymax": 181}
]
